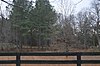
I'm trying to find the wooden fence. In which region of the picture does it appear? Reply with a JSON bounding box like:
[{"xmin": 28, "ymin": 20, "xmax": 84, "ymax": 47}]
[{"xmin": 0, "ymin": 52, "xmax": 100, "ymax": 66}]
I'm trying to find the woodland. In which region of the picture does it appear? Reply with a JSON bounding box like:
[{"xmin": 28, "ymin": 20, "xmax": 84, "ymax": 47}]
[{"xmin": 0, "ymin": 0, "xmax": 100, "ymax": 52}]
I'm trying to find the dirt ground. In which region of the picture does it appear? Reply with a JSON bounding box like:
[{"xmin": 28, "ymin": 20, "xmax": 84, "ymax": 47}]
[
  {"xmin": 0, "ymin": 48, "xmax": 100, "ymax": 66},
  {"xmin": 0, "ymin": 55, "xmax": 100, "ymax": 66}
]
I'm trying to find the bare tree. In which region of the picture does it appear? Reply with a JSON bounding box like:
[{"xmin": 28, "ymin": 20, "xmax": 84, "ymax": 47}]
[
  {"xmin": 91, "ymin": 0, "xmax": 100, "ymax": 47},
  {"xmin": 76, "ymin": 10, "xmax": 95, "ymax": 48},
  {"xmin": 50, "ymin": 0, "xmax": 84, "ymax": 51}
]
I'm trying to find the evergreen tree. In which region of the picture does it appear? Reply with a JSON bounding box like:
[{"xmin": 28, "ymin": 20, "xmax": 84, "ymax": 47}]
[
  {"xmin": 31, "ymin": 0, "xmax": 57, "ymax": 48},
  {"xmin": 9, "ymin": 0, "xmax": 33, "ymax": 49},
  {"xmin": 9, "ymin": 0, "xmax": 57, "ymax": 49}
]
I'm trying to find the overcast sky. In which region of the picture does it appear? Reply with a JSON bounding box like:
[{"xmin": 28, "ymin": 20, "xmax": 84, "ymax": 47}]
[
  {"xmin": 73, "ymin": 0, "xmax": 93, "ymax": 13},
  {"xmin": 50, "ymin": 0, "xmax": 93, "ymax": 14},
  {"xmin": 0, "ymin": 0, "xmax": 93, "ymax": 16}
]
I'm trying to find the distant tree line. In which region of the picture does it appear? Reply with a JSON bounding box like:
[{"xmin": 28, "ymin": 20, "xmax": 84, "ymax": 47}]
[{"xmin": 0, "ymin": 0, "xmax": 100, "ymax": 51}]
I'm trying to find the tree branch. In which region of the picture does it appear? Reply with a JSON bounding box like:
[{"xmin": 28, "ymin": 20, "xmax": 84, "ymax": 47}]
[{"xmin": 1, "ymin": 0, "xmax": 23, "ymax": 8}]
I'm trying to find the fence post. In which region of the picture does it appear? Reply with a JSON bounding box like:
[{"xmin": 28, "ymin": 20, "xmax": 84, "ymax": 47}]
[
  {"xmin": 16, "ymin": 53, "xmax": 20, "ymax": 66},
  {"xmin": 77, "ymin": 53, "xmax": 81, "ymax": 66}
]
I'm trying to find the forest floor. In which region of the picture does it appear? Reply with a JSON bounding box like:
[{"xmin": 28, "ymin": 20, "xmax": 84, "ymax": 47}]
[{"xmin": 0, "ymin": 48, "xmax": 100, "ymax": 66}]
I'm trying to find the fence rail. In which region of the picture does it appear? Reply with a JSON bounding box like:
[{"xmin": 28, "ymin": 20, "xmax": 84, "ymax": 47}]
[{"xmin": 0, "ymin": 52, "xmax": 100, "ymax": 66}]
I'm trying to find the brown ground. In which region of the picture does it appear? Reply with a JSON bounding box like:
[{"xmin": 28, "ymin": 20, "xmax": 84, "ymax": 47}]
[
  {"xmin": 0, "ymin": 48, "xmax": 100, "ymax": 66},
  {"xmin": 0, "ymin": 55, "xmax": 100, "ymax": 66}
]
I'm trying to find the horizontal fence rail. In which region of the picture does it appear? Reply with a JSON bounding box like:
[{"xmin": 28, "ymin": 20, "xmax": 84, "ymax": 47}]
[{"xmin": 0, "ymin": 52, "xmax": 100, "ymax": 66}]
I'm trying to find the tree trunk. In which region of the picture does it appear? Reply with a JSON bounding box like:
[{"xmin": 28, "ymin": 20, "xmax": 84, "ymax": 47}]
[{"xmin": 96, "ymin": 20, "xmax": 100, "ymax": 46}]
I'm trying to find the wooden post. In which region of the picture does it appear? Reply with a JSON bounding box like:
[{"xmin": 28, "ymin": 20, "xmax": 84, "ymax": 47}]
[
  {"xmin": 77, "ymin": 54, "xmax": 81, "ymax": 66},
  {"xmin": 16, "ymin": 53, "xmax": 20, "ymax": 66}
]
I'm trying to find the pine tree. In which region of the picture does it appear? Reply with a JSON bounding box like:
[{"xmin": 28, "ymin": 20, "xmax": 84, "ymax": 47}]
[
  {"xmin": 9, "ymin": 0, "xmax": 33, "ymax": 49},
  {"xmin": 31, "ymin": 0, "xmax": 57, "ymax": 49}
]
